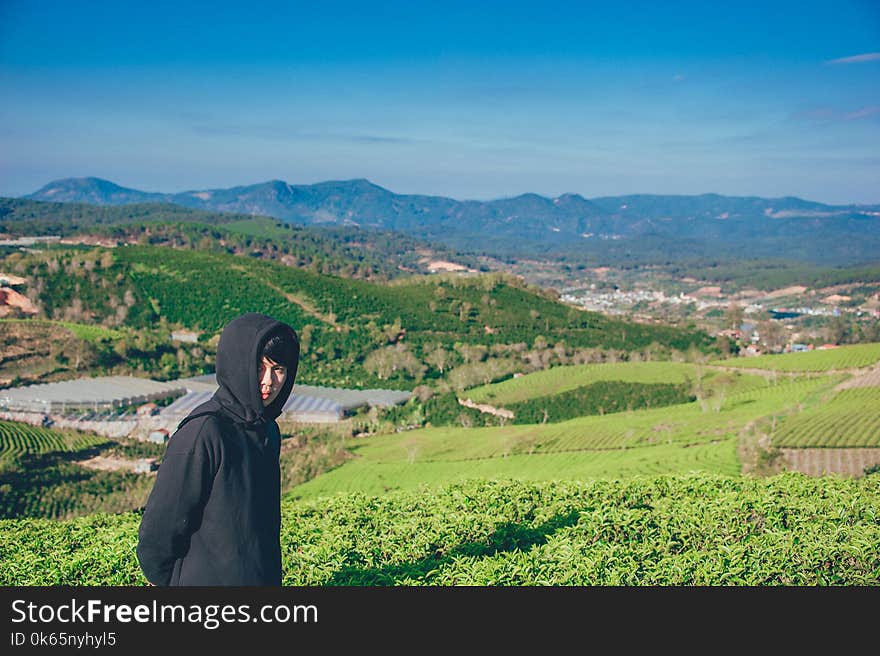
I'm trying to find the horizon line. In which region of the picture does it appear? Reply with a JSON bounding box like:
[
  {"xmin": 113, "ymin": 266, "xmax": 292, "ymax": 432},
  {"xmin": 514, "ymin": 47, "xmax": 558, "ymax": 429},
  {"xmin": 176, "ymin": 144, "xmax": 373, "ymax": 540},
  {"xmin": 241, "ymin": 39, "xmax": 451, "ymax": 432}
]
[{"xmin": 13, "ymin": 176, "xmax": 880, "ymax": 208}]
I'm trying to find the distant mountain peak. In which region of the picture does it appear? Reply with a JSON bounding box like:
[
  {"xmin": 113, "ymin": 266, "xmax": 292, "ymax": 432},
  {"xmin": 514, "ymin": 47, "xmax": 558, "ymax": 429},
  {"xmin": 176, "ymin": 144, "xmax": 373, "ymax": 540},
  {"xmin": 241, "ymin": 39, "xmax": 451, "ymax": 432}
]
[
  {"xmin": 25, "ymin": 177, "xmax": 161, "ymax": 205},
  {"xmin": 35, "ymin": 176, "xmax": 123, "ymax": 191}
]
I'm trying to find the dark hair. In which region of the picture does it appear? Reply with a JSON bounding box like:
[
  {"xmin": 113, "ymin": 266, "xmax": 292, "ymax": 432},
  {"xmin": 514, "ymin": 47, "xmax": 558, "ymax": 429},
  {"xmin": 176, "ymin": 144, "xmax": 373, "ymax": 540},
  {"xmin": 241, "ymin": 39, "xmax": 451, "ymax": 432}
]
[{"xmin": 261, "ymin": 332, "xmax": 298, "ymax": 368}]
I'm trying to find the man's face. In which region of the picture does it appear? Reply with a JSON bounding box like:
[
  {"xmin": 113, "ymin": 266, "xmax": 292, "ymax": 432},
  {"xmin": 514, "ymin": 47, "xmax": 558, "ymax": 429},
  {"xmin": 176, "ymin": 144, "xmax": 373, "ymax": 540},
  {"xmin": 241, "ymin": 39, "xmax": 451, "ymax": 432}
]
[{"xmin": 258, "ymin": 356, "xmax": 287, "ymax": 407}]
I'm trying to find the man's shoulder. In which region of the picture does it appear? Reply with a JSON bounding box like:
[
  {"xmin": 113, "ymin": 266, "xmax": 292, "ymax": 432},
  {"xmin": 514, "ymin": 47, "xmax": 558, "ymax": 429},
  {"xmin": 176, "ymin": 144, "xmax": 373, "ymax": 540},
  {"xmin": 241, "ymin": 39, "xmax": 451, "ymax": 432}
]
[{"xmin": 166, "ymin": 412, "xmax": 228, "ymax": 453}]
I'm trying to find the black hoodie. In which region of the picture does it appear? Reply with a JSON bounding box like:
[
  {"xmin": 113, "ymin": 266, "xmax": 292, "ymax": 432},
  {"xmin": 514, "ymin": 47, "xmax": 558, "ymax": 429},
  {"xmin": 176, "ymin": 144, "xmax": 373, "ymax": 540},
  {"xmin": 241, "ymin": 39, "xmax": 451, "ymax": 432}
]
[{"xmin": 136, "ymin": 313, "xmax": 299, "ymax": 586}]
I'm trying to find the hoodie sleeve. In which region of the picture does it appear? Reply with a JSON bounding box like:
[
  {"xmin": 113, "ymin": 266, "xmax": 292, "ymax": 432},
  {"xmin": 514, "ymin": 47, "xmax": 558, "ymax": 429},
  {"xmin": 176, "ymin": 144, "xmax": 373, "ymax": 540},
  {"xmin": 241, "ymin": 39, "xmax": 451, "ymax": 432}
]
[{"xmin": 136, "ymin": 418, "xmax": 220, "ymax": 586}]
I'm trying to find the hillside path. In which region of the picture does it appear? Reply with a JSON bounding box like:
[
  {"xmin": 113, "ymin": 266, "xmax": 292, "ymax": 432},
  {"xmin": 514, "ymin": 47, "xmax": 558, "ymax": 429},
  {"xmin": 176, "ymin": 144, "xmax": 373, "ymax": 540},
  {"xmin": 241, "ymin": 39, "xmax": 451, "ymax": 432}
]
[
  {"xmin": 458, "ymin": 398, "xmax": 514, "ymax": 419},
  {"xmin": 229, "ymin": 263, "xmax": 340, "ymax": 327}
]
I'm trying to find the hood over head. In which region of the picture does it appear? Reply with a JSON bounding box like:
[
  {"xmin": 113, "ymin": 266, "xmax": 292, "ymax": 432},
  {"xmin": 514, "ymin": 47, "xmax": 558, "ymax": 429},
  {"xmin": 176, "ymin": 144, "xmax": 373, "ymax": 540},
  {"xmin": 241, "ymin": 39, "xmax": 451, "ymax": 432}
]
[
  {"xmin": 214, "ymin": 312, "xmax": 299, "ymax": 426},
  {"xmin": 181, "ymin": 313, "xmax": 299, "ymax": 430}
]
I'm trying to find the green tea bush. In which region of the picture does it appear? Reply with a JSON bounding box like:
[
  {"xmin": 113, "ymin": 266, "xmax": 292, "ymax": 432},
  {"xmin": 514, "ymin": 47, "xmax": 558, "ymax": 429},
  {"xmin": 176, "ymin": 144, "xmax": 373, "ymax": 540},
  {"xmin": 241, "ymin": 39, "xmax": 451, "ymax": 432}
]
[{"xmin": 2, "ymin": 474, "xmax": 877, "ymax": 586}]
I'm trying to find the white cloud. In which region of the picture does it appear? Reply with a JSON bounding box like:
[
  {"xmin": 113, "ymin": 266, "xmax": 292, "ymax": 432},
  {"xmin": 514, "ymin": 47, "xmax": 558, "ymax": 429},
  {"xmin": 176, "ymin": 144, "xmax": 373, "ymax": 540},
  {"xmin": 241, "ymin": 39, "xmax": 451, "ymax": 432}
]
[
  {"xmin": 843, "ymin": 106, "xmax": 880, "ymax": 121},
  {"xmin": 827, "ymin": 52, "xmax": 880, "ymax": 65}
]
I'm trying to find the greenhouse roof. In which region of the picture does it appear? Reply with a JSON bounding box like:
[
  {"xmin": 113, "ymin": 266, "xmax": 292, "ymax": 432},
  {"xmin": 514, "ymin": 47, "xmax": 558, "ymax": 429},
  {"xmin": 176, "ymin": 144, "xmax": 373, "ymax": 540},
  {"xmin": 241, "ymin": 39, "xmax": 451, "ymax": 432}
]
[
  {"xmin": 1, "ymin": 373, "xmax": 411, "ymax": 415},
  {"xmin": 0, "ymin": 375, "xmax": 186, "ymax": 412},
  {"xmin": 177, "ymin": 374, "xmax": 411, "ymax": 408},
  {"xmin": 160, "ymin": 389, "xmax": 349, "ymax": 418}
]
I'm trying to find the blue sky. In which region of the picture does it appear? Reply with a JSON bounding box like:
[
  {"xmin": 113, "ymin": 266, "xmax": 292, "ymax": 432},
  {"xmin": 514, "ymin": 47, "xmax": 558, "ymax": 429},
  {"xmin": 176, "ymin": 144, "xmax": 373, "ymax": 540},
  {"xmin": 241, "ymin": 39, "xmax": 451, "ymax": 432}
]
[{"xmin": 2, "ymin": 0, "xmax": 879, "ymax": 204}]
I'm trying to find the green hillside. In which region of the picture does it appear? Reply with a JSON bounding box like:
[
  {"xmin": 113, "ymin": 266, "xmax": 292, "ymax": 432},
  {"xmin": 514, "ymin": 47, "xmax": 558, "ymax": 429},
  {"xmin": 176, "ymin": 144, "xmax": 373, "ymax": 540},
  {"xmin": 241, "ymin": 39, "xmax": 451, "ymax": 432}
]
[
  {"xmin": 0, "ymin": 197, "xmax": 481, "ymax": 281},
  {"xmin": 3, "ymin": 243, "xmax": 717, "ymax": 388},
  {"xmin": 0, "ymin": 420, "xmax": 107, "ymax": 464}
]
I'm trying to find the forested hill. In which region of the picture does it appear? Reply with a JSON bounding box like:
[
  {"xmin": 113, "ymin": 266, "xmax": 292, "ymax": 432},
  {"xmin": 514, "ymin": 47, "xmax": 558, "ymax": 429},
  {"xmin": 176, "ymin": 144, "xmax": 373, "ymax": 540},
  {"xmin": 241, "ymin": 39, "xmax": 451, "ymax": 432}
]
[
  {"xmin": 0, "ymin": 197, "xmax": 479, "ymax": 281},
  {"xmin": 1, "ymin": 243, "xmax": 717, "ymax": 389},
  {"xmin": 20, "ymin": 176, "xmax": 880, "ymax": 266}
]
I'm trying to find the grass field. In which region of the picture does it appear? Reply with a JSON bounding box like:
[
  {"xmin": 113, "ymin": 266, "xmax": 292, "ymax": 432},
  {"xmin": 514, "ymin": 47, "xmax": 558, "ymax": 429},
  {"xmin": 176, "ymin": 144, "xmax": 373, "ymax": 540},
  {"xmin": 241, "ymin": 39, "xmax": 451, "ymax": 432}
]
[
  {"xmin": 0, "ymin": 318, "xmax": 124, "ymax": 342},
  {"xmin": 287, "ymin": 374, "xmax": 843, "ymax": 500},
  {"xmin": 709, "ymin": 342, "xmax": 880, "ymax": 372},
  {"xmin": 221, "ymin": 217, "xmax": 292, "ymax": 238},
  {"xmin": 284, "ymin": 439, "xmax": 742, "ymax": 499}
]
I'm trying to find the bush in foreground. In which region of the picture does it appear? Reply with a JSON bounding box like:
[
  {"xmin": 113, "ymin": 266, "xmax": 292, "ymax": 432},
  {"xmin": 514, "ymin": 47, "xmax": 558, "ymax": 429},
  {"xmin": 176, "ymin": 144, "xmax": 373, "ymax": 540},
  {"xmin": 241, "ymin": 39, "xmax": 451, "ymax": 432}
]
[{"xmin": 1, "ymin": 473, "xmax": 877, "ymax": 585}]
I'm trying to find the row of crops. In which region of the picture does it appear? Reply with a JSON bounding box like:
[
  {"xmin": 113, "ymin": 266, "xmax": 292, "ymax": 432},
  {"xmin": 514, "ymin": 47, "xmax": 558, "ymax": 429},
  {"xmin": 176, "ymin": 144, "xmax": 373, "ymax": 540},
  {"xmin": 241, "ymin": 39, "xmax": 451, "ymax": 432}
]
[
  {"xmin": 2, "ymin": 474, "xmax": 877, "ymax": 585},
  {"xmin": 772, "ymin": 387, "xmax": 880, "ymax": 448},
  {"xmin": 709, "ymin": 342, "xmax": 880, "ymax": 372},
  {"xmin": 0, "ymin": 421, "xmax": 156, "ymax": 520},
  {"xmin": 0, "ymin": 421, "xmax": 107, "ymax": 464}
]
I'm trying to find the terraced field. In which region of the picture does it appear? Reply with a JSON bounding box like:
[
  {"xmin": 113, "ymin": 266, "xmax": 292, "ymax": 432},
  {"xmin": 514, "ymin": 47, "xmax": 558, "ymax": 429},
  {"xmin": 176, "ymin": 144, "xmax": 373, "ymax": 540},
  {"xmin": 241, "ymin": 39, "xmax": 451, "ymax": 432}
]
[
  {"xmin": 781, "ymin": 448, "xmax": 880, "ymax": 477},
  {"xmin": 772, "ymin": 387, "xmax": 880, "ymax": 448},
  {"xmin": 0, "ymin": 420, "xmax": 107, "ymax": 463},
  {"xmin": 0, "ymin": 420, "xmax": 154, "ymax": 519},
  {"xmin": 288, "ymin": 375, "xmax": 842, "ymax": 500}
]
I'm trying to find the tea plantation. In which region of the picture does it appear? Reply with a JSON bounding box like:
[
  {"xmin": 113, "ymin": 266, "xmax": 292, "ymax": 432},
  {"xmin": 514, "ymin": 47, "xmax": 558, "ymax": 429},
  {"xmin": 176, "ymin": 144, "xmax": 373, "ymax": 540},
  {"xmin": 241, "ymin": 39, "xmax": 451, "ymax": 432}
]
[{"xmin": 1, "ymin": 475, "xmax": 877, "ymax": 585}]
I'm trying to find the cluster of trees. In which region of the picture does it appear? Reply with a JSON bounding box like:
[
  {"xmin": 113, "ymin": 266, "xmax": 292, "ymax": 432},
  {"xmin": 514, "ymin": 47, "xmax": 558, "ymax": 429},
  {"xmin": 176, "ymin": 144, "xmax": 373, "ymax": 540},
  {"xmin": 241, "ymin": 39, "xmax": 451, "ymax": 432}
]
[
  {"xmin": 3, "ymin": 247, "xmax": 148, "ymax": 328},
  {"xmin": 507, "ymin": 381, "xmax": 694, "ymax": 424},
  {"xmin": 721, "ymin": 300, "xmax": 880, "ymax": 353},
  {"xmin": 45, "ymin": 325, "xmax": 211, "ymax": 382},
  {"xmin": 101, "ymin": 220, "xmax": 401, "ymax": 281},
  {"xmin": 824, "ymin": 314, "xmax": 880, "ymax": 345}
]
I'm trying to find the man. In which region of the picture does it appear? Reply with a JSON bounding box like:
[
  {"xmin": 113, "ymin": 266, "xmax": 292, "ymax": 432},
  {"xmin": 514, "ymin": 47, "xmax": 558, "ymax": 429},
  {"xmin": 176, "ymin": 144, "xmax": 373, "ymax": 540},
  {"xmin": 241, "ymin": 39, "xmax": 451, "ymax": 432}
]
[{"xmin": 137, "ymin": 312, "xmax": 299, "ymax": 586}]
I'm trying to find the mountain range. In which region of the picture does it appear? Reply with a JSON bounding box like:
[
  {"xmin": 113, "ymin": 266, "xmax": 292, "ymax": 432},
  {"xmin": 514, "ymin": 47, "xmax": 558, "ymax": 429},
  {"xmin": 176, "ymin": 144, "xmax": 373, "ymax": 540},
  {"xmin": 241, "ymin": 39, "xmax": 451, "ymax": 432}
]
[{"xmin": 22, "ymin": 177, "xmax": 880, "ymax": 265}]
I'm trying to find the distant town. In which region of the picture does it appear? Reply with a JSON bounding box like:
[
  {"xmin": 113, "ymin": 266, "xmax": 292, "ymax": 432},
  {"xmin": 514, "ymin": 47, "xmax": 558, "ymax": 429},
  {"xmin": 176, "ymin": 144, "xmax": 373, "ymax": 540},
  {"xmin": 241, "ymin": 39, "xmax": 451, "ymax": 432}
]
[{"xmin": 552, "ymin": 268, "xmax": 880, "ymax": 357}]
